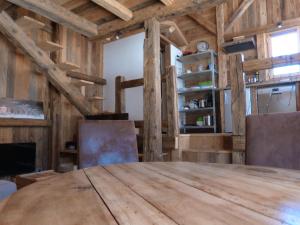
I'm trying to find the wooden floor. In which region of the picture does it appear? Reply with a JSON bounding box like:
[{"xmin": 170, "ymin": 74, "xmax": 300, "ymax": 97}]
[{"xmin": 1, "ymin": 162, "xmax": 300, "ymax": 224}]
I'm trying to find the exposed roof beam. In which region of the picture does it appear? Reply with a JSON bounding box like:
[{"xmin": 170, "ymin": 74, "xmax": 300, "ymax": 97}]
[
  {"xmin": 0, "ymin": 0, "xmax": 12, "ymax": 11},
  {"xmin": 92, "ymin": 0, "xmax": 226, "ymax": 40},
  {"xmin": 160, "ymin": 0, "xmax": 174, "ymax": 6},
  {"xmin": 225, "ymin": 17, "xmax": 300, "ymax": 41},
  {"xmin": 91, "ymin": 0, "xmax": 133, "ymax": 21},
  {"xmin": 6, "ymin": 0, "xmax": 98, "ymax": 37},
  {"xmin": 0, "ymin": 11, "xmax": 97, "ymax": 115},
  {"xmin": 225, "ymin": 0, "xmax": 256, "ymax": 33},
  {"xmin": 160, "ymin": 20, "xmax": 188, "ymax": 47},
  {"xmin": 188, "ymin": 14, "xmax": 217, "ymax": 35}
]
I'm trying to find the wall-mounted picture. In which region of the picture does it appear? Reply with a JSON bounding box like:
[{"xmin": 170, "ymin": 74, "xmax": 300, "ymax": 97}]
[{"xmin": 0, "ymin": 98, "xmax": 44, "ymax": 120}]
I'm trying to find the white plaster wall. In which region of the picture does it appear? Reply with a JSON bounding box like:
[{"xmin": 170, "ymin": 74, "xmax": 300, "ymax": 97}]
[{"xmin": 103, "ymin": 32, "xmax": 145, "ymax": 120}]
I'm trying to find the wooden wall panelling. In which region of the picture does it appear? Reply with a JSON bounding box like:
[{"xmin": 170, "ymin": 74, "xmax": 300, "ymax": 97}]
[
  {"xmin": 143, "ymin": 18, "xmax": 162, "ymax": 162},
  {"xmin": 250, "ymin": 87, "xmax": 258, "ymax": 115},
  {"xmin": 229, "ymin": 54, "xmax": 246, "ymax": 164}
]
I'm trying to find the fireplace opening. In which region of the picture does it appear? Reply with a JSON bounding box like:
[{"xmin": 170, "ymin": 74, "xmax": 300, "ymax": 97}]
[{"xmin": 0, "ymin": 143, "xmax": 36, "ymax": 177}]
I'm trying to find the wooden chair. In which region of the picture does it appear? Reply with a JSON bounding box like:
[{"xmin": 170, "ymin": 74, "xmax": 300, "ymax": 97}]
[
  {"xmin": 246, "ymin": 112, "xmax": 300, "ymax": 170},
  {"xmin": 78, "ymin": 120, "xmax": 138, "ymax": 168}
]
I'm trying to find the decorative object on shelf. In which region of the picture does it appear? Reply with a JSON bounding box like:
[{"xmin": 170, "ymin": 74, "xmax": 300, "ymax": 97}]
[
  {"xmin": 196, "ymin": 116, "xmax": 204, "ymax": 126},
  {"xmin": 65, "ymin": 141, "xmax": 77, "ymax": 150},
  {"xmin": 198, "ymin": 64, "xmax": 204, "ymax": 72},
  {"xmin": 188, "ymin": 99, "xmax": 199, "ymax": 109},
  {"xmin": 204, "ymin": 115, "xmax": 212, "ymax": 126},
  {"xmin": 197, "ymin": 41, "xmax": 209, "ymax": 52}
]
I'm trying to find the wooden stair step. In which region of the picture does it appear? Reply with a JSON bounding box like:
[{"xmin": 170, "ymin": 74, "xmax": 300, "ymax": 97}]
[
  {"xmin": 71, "ymin": 79, "xmax": 94, "ymax": 87},
  {"xmin": 182, "ymin": 149, "xmax": 232, "ymax": 164},
  {"xmin": 67, "ymin": 71, "xmax": 106, "ymax": 85},
  {"xmin": 16, "ymin": 16, "xmax": 45, "ymax": 31},
  {"xmin": 57, "ymin": 62, "xmax": 80, "ymax": 71},
  {"xmin": 88, "ymin": 96, "xmax": 104, "ymax": 101},
  {"xmin": 36, "ymin": 40, "xmax": 63, "ymax": 52}
]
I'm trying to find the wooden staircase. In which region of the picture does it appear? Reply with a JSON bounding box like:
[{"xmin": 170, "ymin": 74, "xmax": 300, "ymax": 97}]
[
  {"xmin": 179, "ymin": 134, "xmax": 233, "ymax": 164},
  {"xmin": 0, "ymin": 12, "xmax": 105, "ymax": 116}
]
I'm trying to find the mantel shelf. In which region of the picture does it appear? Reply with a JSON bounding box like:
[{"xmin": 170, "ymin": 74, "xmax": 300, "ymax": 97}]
[{"xmin": 0, "ymin": 119, "xmax": 51, "ymax": 127}]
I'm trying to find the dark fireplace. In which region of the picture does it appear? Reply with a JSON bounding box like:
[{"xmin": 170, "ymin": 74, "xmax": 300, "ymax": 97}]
[{"xmin": 0, "ymin": 143, "xmax": 36, "ymax": 177}]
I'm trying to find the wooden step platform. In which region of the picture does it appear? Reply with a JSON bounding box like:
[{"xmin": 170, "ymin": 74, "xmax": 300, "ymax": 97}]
[
  {"xmin": 71, "ymin": 79, "xmax": 94, "ymax": 87},
  {"xmin": 36, "ymin": 40, "xmax": 63, "ymax": 52},
  {"xmin": 16, "ymin": 16, "xmax": 45, "ymax": 31},
  {"xmin": 88, "ymin": 96, "xmax": 104, "ymax": 101},
  {"xmin": 57, "ymin": 62, "xmax": 80, "ymax": 71},
  {"xmin": 182, "ymin": 149, "xmax": 232, "ymax": 164},
  {"xmin": 67, "ymin": 71, "xmax": 107, "ymax": 85}
]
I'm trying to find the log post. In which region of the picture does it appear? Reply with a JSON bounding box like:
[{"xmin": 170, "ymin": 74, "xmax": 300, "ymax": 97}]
[
  {"xmin": 143, "ymin": 18, "xmax": 162, "ymax": 162},
  {"xmin": 115, "ymin": 76, "xmax": 125, "ymax": 113},
  {"xmin": 216, "ymin": 4, "xmax": 226, "ymax": 132},
  {"xmin": 229, "ymin": 54, "xmax": 246, "ymax": 164}
]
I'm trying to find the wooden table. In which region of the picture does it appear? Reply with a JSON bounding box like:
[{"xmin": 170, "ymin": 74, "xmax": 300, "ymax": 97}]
[{"xmin": 1, "ymin": 162, "xmax": 300, "ymax": 225}]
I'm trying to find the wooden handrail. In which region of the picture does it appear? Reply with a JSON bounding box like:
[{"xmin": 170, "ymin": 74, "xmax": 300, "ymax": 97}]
[{"xmin": 121, "ymin": 78, "xmax": 144, "ymax": 89}]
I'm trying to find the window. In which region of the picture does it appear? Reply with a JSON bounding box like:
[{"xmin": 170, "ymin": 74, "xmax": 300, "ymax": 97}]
[{"xmin": 270, "ymin": 29, "xmax": 300, "ymax": 76}]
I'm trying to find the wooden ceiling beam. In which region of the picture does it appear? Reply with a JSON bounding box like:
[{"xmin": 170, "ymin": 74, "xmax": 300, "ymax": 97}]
[
  {"xmin": 91, "ymin": 0, "xmax": 133, "ymax": 21},
  {"xmin": 160, "ymin": 20, "xmax": 188, "ymax": 47},
  {"xmin": 188, "ymin": 14, "xmax": 217, "ymax": 35},
  {"xmin": 6, "ymin": 0, "xmax": 98, "ymax": 37},
  {"xmin": 160, "ymin": 0, "xmax": 174, "ymax": 6},
  {"xmin": 0, "ymin": 11, "xmax": 97, "ymax": 115},
  {"xmin": 225, "ymin": 0, "xmax": 256, "ymax": 33},
  {"xmin": 92, "ymin": 0, "xmax": 226, "ymax": 40},
  {"xmin": 225, "ymin": 17, "xmax": 300, "ymax": 41}
]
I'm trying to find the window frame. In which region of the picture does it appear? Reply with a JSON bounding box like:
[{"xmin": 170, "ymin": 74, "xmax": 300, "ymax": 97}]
[{"xmin": 266, "ymin": 27, "xmax": 300, "ymax": 79}]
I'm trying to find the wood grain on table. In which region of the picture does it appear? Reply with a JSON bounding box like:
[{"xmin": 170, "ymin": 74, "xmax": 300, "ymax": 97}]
[{"xmin": 1, "ymin": 162, "xmax": 300, "ymax": 225}]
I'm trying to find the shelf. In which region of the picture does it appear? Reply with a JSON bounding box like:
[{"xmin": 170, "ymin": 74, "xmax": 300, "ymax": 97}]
[
  {"xmin": 36, "ymin": 41, "xmax": 63, "ymax": 52},
  {"xmin": 177, "ymin": 50, "xmax": 217, "ymax": 64},
  {"xmin": 179, "ymin": 107, "xmax": 214, "ymax": 113},
  {"xmin": 57, "ymin": 62, "xmax": 80, "ymax": 71},
  {"xmin": 60, "ymin": 149, "xmax": 77, "ymax": 154},
  {"xmin": 178, "ymin": 70, "xmax": 218, "ymax": 81},
  {"xmin": 181, "ymin": 125, "xmax": 215, "ymax": 129},
  {"xmin": 16, "ymin": 16, "xmax": 45, "ymax": 31},
  {"xmin": 178, "ymin": 87, "xmax": 217, "ymax": 95},
  {"xmin": 0, "ymin": 119, "xmax": 51, "ymax": 127}
]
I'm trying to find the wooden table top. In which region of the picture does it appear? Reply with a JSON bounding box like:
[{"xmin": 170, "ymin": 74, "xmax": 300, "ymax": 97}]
[{"xmin": 1, "ymin": 162, "xmax": 300, "ymax": 225}]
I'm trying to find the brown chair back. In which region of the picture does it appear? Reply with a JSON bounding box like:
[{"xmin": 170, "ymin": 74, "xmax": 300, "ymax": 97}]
[
  {"xmin": 246, "ymin": 112, "xmax": 300, "ymax": 170},
  {"xmin": 79, "ymin": 120, "xmax": 138, "ymax": 168}
]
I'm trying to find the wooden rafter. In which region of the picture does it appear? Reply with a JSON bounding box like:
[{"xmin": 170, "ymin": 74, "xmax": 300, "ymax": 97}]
[
  {"xmin": 188, "ymin": 14, "xmax": 217, "ymax": 35},
  {"xmin": 225, "ymin": 17, "xmax": 300, "ymax": 41},
  {"xmin": 225, "ymin": 0, "xmax": 256, "ymax": 33},
  {"xmin": 91, "ymin": 0, "xmax": 133, "ymax": 21},
  {"xmin": 92, "ymin": 0, "xmax": 226, "ymax": 40},
  {"xmin": 7, "ymin": 0, "xmax": 98, "ymax": 37},
  {"xmin": 160, "ymin": 0, "xmax": 174, "ymax": 6},
  {"xmin": 0, "ymin": 11, "xmax": 97, "ymax": 116},
  {"xmin": 160, "ymin": 20, "xmax": 188, "ymax": 47}
]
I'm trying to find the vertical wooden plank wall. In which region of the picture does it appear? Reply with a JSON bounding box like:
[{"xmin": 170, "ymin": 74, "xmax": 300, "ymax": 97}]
[{"xmin": 143, "ymin": 18, "xmax": 163, "ymax": 162}]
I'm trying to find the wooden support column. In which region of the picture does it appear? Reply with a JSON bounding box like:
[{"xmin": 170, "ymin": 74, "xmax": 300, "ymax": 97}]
[
  {"xmin": 166, "ymin": 66, "xmax": 179, "ymax": 137},
  {"xmin": 296, "ymin": 82, "xmax": 300, "ymax": 111},
  {"xmin": 216, "ymin": 4, "xmax": 226, "ymax": 132},
  {"xmin": 250, "ymin": 87, "xmax": 258, "ymax": 115},
  {"xmin": 143, "ymin": 18, "xmax": 162, "ymax": 162},
  {"xmin": 115, "ymin": 76, "xmax": 125, "ymax": 113},
  {"xmin": 229, "ymin": 54, "xmax": 246, "ymax": 164}
]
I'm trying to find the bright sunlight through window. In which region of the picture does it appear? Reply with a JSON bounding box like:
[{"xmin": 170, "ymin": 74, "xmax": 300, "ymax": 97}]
[{"xmin": 271, "ymin": 30, "xmax": 300, "ymax": 76}]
